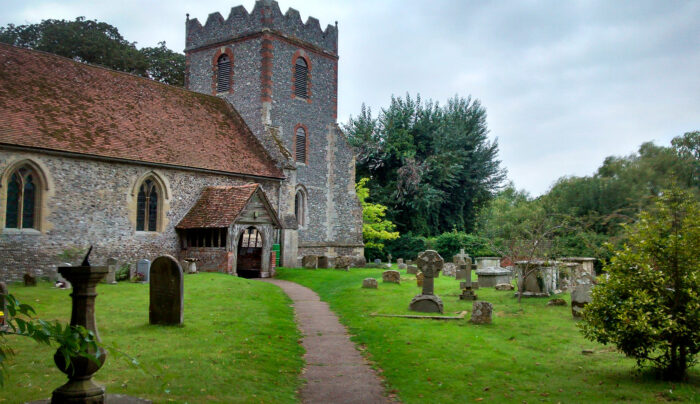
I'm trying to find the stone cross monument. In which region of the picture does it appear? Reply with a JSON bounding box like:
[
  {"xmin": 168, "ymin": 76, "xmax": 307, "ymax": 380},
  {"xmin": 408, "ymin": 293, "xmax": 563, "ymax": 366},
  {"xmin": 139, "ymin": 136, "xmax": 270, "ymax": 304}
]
[
  {"xmin": 458, "ymin": 257, "xmax": 477, "ymax": 301},
  {"xmin": 409, "ymin": 250, "xmax": 444, "ymax": 313}
]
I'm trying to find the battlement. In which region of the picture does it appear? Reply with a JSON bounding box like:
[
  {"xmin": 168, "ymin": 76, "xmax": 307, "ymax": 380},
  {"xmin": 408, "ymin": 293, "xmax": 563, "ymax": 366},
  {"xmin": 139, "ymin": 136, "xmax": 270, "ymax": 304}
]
[{"xmin": 186, "ymin": 0, "xmax": 337, "ymax": 55}]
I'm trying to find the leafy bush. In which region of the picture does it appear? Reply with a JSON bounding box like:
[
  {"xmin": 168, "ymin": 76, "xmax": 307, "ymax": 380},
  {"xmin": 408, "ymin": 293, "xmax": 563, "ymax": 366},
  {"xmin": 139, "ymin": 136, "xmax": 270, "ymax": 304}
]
[
  {"xmin": 384, "ymin": 233, "xmax": 427, "ymax": 261},
  {"xmin": 434, "ymin": 230, "xmax": 495, "ymax": 261},
  {"xmin": 115, "ymin": 263, "xmax": 130, "ymax": 282},
  {"xmin": 580, "ymin": 188, "xmax": 700, "ymax": 380}
]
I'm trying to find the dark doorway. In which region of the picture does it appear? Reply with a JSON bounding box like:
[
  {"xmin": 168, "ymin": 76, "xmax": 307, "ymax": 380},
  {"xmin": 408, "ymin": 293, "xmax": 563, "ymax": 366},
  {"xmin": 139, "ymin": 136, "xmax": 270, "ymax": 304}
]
[{"xmin": 237, "ymin": 227, "xmax": 263, "ymax": 278}]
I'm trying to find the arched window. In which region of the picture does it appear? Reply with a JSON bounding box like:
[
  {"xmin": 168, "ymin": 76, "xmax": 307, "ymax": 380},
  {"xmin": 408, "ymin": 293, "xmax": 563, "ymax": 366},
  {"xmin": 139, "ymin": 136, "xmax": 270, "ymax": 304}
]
[
  {"xmin": 295, "ymin": 126, "xmax": 307, "ymax": 163},
  {"xmin": 294, "ymin": 57, "xmax": 308, "ymax": 98},
  {"xmin": 295, "ymin": 190, "xmax": 306, "ymax": 227},
  {"xmin": 4, "ymin": 165, "xmax": 40, "ymax": 229},
  {"xmin": 136, "ymin": 178, "xmax": 159, "ymax": 232},
  {"xmin": 217, "ymin": 54, "xmax": 231, "ymax": 93}
]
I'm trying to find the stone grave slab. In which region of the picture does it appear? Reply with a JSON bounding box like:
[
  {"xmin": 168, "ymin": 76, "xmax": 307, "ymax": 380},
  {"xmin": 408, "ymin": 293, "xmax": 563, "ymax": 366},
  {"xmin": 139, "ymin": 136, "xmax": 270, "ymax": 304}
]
[
  {"xmin": 362, "ymin": 278, "xmax": 378, "ymax": 289},
  {"xmin": 136, "ymin": 259, "xmax": 151, "ymax": 282},
  {"xmin": 407, "ymin": 265, "xmax": 418, "ymax": 275},
  {"xmin": 470, "ymin": 301, "xmax": 493, "ymax": 324},
  {"xmin": 149, "ymin": 255, "xmax": 184, "ymax": 326},
  {"xmin": 334, "ymin": 256, "xmax": 351, "ymax": 271},
  {"xmin": 382, "ymin": 270, "xmax": 400, "ymax": 284},
  {"xmin": 104, "ymin": 258, "xmax": 118, "ymax": 284}
]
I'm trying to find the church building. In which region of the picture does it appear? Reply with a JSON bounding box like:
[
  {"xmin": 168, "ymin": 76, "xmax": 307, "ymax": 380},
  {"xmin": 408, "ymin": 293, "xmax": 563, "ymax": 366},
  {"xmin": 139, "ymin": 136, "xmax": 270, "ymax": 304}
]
[{"xmin": 0, "ymin": 0, "xmax": 364, "ymax": 281}]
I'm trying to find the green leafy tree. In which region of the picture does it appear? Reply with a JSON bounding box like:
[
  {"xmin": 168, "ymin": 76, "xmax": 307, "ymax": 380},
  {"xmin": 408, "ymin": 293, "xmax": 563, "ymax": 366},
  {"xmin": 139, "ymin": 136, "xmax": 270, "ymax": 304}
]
[
  {"xmin": 580, "ymin": 188, "xmax": 700, "ymax": 380},
  {"xmin": 356, "ymin": 178, "xmax": 399, "ymax": 258},
  {"xmin": 346, "ymin": 94, "xmax": 506, "ymax": 236},
  {"xmin": 140, "ymin": 41, "xmax": 186, "ymax": 87}
]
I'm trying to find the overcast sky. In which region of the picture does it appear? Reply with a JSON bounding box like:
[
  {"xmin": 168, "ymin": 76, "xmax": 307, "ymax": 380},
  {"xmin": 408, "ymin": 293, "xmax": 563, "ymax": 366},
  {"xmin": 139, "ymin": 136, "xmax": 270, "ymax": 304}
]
[{"xmin": 2, "ymin": 0, "xmax": 698, "ymax": 196}]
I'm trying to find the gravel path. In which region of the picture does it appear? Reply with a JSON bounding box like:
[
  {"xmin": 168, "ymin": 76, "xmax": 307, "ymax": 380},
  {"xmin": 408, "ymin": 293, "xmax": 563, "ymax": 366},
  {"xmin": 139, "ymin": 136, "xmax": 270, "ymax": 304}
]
[{"xmin": 260, "ymin": 279, "xmax": 391, "ymax": 404}]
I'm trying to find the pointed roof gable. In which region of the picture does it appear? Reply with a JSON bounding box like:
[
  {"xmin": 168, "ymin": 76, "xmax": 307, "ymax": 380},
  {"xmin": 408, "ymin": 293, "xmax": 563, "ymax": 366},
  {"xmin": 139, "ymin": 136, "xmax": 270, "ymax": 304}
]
[
  {"xmin": 0, "ymin": 44, "xmax": 283, "ymax": 179},
  {"xmin": 176, "ymin": 184, "xmax": 281, "ymax": 229}
]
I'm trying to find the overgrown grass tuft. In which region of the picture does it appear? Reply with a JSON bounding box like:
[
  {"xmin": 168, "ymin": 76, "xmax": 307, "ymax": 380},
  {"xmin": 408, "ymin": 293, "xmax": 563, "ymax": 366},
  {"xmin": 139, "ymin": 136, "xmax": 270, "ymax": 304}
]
[
  {"xmin": 276, "ymin": 266, "xmax": 700, "ymax": 403},
  {"xmin": 3, "ymin": 273, "xmax": 303, "ymax": 403}
]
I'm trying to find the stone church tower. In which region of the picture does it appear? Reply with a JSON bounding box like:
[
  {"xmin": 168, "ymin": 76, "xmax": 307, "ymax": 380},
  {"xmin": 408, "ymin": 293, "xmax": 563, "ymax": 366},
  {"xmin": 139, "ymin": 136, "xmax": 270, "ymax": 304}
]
[{"xmin": 184, "ymin": 0, "xmax": 364, "ymax": 266}]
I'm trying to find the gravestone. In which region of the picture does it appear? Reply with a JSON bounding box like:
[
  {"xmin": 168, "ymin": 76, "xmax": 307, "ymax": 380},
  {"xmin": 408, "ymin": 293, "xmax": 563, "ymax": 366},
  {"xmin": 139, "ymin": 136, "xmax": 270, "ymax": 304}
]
[
  {"xmin": 416, "ymin": 272, "xmax": 424, "ymax": 287},
  {"xmin": 318, "ymin": 256, "xmax": 330, "ymax": 269},
  {"xmin": 571, "ymin": 284, "xmax": 593, "ymax": 318},
  {"xmin": 382, "ymin": 270, "xmax": 400, "ymax": 284},
  {"xmin": 407, "ymin": 265, "xmax": 418, "ymax": 275},
  {"xmin": 149, "ymin": 255, "xmax": 184, "ymax": 325},
  {"xmin": 453, "ymin": 249, "xmax": 470, "ymax": 265},
  {"xmin": 362, "ymin": 278, "xmax": 378, "ymax": 289},
  {"xmin": 104, "ymin": 258, "xmax": 118, "ymax": 284},
  {"xmin": 459, "ymin": 259, "xmax": 478, "ymax": 301},
  {"xmin": 442, "ymin": 263, "xmax": 457, "ymax": 277},
  {"xmin": 470, "ymin": 301, "xmax": 493, "ymax": 324},
  {"xmin": 0, "ymin": 282, "xmax": 7, "ymax": 326},
  {"xmin": 374, "ymin": 259, "xmax": 381, "ymax": 265},
  {"xmin": 24, "ymin": 272, "xmax": 37, "ymax": 287},
  {"xmin": 302, "ymin": 255, "xmax": 318, "ymax": 269},
  {"xmin": 335, "ymin": 256, "xmax": 351, "ymax": 271},
  {"xmin": 398, "ymin": 263, "xmax": 407, "ymax": 270},
  {"xmin": 387, "ymin": 254, "xmax": 392, "ymax": 265},
  {"xmin": 136, "ymin": 259, "xmax": 151, "ymax": 282},
  {"xmin": 455, "ymin": 257, "xmax": 468, "ymax": 280},
  {"xmin": 409, "ymin": 250, "xmax": 444, "ymax": 313},
  {"xmin": 397, "ymin": 258, "xmax": 404, "ymax": 265},
  {"xmin": 476, "ymin": 267, "xmax": 512, "ymax": 287}
]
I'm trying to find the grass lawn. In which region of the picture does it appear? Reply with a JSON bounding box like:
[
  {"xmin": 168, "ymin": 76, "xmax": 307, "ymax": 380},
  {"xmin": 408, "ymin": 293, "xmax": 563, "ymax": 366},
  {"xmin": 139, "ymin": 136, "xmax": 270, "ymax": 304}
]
[
  {"xmin": 2, "ymin": 273, "xmax": 303, "ymax": 403},
  {"xmin": 276, "ymin": 266, "xmax": 700, "ymax": 403}
]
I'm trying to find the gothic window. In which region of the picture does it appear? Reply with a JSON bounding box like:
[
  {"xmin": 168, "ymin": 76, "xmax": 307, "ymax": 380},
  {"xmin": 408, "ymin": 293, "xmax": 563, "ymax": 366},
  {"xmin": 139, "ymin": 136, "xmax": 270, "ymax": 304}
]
[
  {"xmin": 295, "ymin": 190, "xmax": 306, "ymax": 227},
  {"xmin": 217, "ymin": 54, "xmax": 231, "ymax": 93},
  {"xmin": 294, "ymin": 57, "xmax": 308, "ymax": 98},
  {"xmin": 295, "ymin": 126, "xmax": 307, "ymax": 163},
  {"xmin": 136, "ymin": 178, "xmax": 159, "ymax": 232},
  {"xmin": 4, "ymin": 165, "xmax": 40, "ymax": 229}
]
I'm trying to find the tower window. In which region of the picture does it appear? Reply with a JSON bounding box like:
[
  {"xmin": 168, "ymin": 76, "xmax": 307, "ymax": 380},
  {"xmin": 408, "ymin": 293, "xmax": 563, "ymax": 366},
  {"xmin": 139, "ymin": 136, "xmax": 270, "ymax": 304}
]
[
  {"xmin": 294, "ymin": 57, "xmax": 308, "ymax": 98},
  {"xmin": 217, "ymin": 54, "xmax": 231, "ymax": 93},
  {"xmin": 137, "ymin": 178, "xmax": 160, "ymax": 232},
  {"xmin": 4, "ymin": 165, "xmax": 40, "ymax": 229},
  {"xmin": 295, "ymin": 126, "xmax": 307, "ymax": 163}
]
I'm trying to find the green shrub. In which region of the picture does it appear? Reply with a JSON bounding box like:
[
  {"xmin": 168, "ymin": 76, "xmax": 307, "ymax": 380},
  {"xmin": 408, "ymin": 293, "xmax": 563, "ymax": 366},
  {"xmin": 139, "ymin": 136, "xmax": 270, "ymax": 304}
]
[
  {"xmin": 115, "ymin": 263, "xmax": 130, "ymax": 282},
  {"xmin": 384, "ymin": 233, "xmax": 427, "ymax": 261},
  {"xmin": 434, "ymin": 230, "xmax": 495, "ymax": 260}
]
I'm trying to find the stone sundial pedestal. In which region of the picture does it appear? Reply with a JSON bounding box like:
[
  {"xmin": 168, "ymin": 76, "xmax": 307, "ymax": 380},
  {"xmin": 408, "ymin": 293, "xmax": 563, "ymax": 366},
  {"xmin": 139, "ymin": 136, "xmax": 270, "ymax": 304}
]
[
  {"xmin": 52, "ymin": 264, "xmax": 108, "ymax": 403},
  {"xmin": 409, "ymin": 250, "xmax": 444, "ymax": 313}
]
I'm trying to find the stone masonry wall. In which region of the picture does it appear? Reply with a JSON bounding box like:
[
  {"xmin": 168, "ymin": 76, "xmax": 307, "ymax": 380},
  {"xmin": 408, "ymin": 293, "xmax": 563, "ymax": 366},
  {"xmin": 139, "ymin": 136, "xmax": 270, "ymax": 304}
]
[{"xmin": 0, "ymin": 150, "xmax": 280, "ymax": 282}]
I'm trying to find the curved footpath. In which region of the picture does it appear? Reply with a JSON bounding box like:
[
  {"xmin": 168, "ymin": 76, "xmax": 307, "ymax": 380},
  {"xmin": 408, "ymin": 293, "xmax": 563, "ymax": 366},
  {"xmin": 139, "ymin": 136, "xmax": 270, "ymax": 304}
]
[{"xmin": 260, "ymin": 279, "xmax": 391, "ymax": 404}]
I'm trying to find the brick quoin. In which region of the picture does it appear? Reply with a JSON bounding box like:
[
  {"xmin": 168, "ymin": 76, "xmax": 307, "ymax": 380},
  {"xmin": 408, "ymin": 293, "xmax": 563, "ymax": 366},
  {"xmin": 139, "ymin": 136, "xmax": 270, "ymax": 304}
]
[
  {"xmin": 291, "ymin": 49, "xmax": 312, "ymax": 104},
  {"xmin": 293, "ymin": 123, "xmax": 310, "ymax": 165},
  {"xmin": 211, "ymin": 47, "xmax": 234, "ymax": 95}
]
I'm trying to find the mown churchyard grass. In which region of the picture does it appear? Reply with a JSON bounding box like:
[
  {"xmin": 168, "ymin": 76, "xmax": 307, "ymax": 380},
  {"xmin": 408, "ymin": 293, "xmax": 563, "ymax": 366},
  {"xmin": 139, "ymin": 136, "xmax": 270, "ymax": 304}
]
[
  {"xmin": 2, "ymin": 273, "xmax": 303, "ymax": 403},
  {"xmin": 276, "ymin": 266, "xmax": 700, "ymax": 403}
]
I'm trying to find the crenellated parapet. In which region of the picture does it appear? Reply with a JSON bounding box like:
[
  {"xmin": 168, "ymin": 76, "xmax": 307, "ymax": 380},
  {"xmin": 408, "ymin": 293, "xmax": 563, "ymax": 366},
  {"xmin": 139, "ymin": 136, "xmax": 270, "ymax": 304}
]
[{"xmin": 186, "ymin": 0, "xmax": 338, "ymax": 55}]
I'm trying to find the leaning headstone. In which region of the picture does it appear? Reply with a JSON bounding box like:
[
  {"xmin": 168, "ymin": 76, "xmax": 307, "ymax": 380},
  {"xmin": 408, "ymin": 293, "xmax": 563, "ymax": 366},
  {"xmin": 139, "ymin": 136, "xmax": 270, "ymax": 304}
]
[
  {"xmin": 470, "ymin": 301, "xmax": 493, "ymax": 324},
  {"xmin": 374, "ymin": 259, "xmax": 382, "ymax": 265},
  {"xmin": 398, "ymin": 263, "xmax": 407, "ymax": 271},
  {"xmin": 335, "ymin": 256, "xmax": 351, "ymax": 271},
  {"xmin": 416, "ymin": 272, "xmax": 424, "ymax": 287},
  {"xmin": 149, "ymin": 255, "xmax": 184, "ymax": 325},
  {"xmin": 24, "ymin": 272, "xmax": 37, "ymax": 287},
  {"xmin": 103, "ymin": 258, "xmax": 118, "ymax": 284},
  {"xmin": 397, "ymin": 258, "xmax": 404, "ymax": 265},
  {"xmin": 302, "ymin": 255, "xmax": 318, "ymax": 269},
  {"xmin": 318, "ymin": 256, "xmax": 330, "ymax": 269},
  {"xmin": 571, "ymin": 284, "xmax": 593, "ymax": 318},
  {"xmin": 407, "ymin": 265, "xmax": 418, "ymax": 275},
  {"xmin": 362, "ymin": 278, "xmax": 378, "ymax": 289},
  {"xmin": 382, "ymin": 270, "xmax": 400, "ymax": 284},
  {"xmin": 136, "ymin": 259, "xmax": 151, "ymax": 282},
  {"xmin": 409, "ymin": 250, "xmax": 444, "ymax": 313}
]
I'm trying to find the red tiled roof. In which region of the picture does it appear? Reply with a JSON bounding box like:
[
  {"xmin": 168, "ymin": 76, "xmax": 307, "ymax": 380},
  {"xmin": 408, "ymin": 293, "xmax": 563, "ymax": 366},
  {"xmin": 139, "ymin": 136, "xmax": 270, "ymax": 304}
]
[
  {"xmin": 0, "ymin": 44, "xmax": 283, "ymax": 179},
  {"xmin": 176, "ymin": 184, "xmax": 260, "ymax": 229}
]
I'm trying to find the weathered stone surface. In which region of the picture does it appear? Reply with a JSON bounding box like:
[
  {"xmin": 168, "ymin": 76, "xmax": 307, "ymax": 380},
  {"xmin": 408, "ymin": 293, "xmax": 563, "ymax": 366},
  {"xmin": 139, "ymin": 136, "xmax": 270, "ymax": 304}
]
[
  {"xmin": 149, "ymin": 255, "xmax": 184, "ymax": 326},
  {"xmin": 362, "ymin": 278, "xmax": 378, "ymax": 289},
  {"xmin": 547, "ymin": 298, "xmax": 567, "ymax": 306},
  {"xmin": 459, "ymin": 282, "xmax": 478, "ymax": 301},
  {"xmin": 351, "ymin": 256, "xmax": 367, "ymax": 268},
  {"xmin": 476, "ymin": 267, "xmax": 512, "ymax": 288},
  {"xmin": 374, "ymin": 259, "xmax": 381, "ymax": 265},
  {"xmin": 318, "ymin": 256, "xmax": 330, "ymax": 269},
  {"xmin": 442, "ymin": 263, "xmax": 456, "ymax": 277},
  {"xmin": 515, "ymin": 260, "xmax": 558, "ymax": 296},
  {"xmin": 382, "ymin": 270, "xmax": 400, "ymax": 284},
  {"xmin": 416, "ymin": 250, "xmax": 443, "ymax": 279},
  {"xmin": 302, "ymin": 255, "xmax": 318, "ymax": 269},
  {"xmin": 494, "ymin": 283, "xmax": 514, "ymax": 291},
  {"xmin": 397, "ymin": 263, "xmax": 407, "ymax": 270},
  {"xmin": 453, "ymin": 249, "xmax": 470, "ymax": 265},
  {"xmin": 396, "ymin": 258, "xmax": 404, "ymax": 265},
  {"xmin": 24, "ymin": 273, "xmax": 36, "ymax": 287},
  {"xmin": 416, "ymin": 272, "xmax": 424, "ymax": 287},
  {"xmin": 409, "ymin": 294, "xmax": 444, "ymax": 313},
  {"xmin": 104, "ymin": 258, "xmax": 118, "ymax": 284},
  {"xmin": 407, "ymin": 265, "xmax": 418, "ymax": 275},
  {"xmin": 571, "ymin": 284, "xmax": 593, "ymax": 318},
  {"xmin": 334, "ymin": 256, "xmax": 351, "ymax": 270},
  {"xmin": 475, "ymin": 257, "xmax": 500, "ymax": 269},
  {"xmin": 455, "ymin": 267, "xmax": 467, "ymax": 280},
  {"xmin": 136, "ymin": 259, "xmax": 150, "ymax": 282},
  {"xmin": 470, "ymin": 301, "xmax": 493, "ymax": 324}
]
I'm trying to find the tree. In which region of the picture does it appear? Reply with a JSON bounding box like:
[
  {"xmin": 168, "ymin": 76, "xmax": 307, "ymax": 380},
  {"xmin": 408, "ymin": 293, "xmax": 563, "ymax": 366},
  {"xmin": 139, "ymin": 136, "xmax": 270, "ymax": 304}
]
[
  {"xmin": 345, "ymin": 94, "xmax": 506, "ymax": 236},
  {"xmin": 356, "ymin": 178, "xmax": 399, "ymax": 258},
  {"xmin": 0, "ymin": 18, "xmax": 186, "ymax": 86},
  {"xmin": 580, "ymin": 188, "xmax": 700, "ymax": 380}
]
